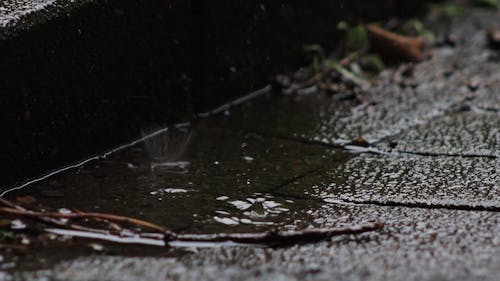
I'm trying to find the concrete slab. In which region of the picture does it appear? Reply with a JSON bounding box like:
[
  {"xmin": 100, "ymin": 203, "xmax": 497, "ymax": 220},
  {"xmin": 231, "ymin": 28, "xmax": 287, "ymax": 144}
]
[
  {"xmin": 313, "ymin": 154, "xmax": 499, "ymax": 209},
  {"xmin": 1, "ymin": 4, "xmax": 499, "ymax": 281},
  {"xmin": 374, "ymin": 111, "xmax": 499, "ymax": 157},
  {"xmin": 15, "ymin": 207, "xmax": 499, "ymax": 281},
  {"xmin": 0, "ymin": 0, "xmax": 91, "ymax": 39}
]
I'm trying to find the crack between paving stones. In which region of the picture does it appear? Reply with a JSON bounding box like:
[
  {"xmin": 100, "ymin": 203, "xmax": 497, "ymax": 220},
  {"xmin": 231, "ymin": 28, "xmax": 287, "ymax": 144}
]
[
  {"xmin": 235, "ymin": 93, "xmax": 499, "ymax": 159},
  {"xmin": 266, "ymin": 168, "xmax": 324, "ymax": 194},
  {"xmin": 325, "ymin": 198, "xmax": 500, "ymax": 213},
  {"xmin": 234, "ymin": 128, "xmax": 500, "ymax": 213},
  {"xmin": 263, "ymin": 167, "xmax": 500, "ymax": 214},
  {"xmin": 473, "ymin": 105, "xmax": 500, "ymax": 113},
  {"xmin": 391, "ymin": 150, "xmax": 498, "ymax": 159},
  {"xmin": 243, "ymin": 130, "xmax": 499, "ymax": 159}
]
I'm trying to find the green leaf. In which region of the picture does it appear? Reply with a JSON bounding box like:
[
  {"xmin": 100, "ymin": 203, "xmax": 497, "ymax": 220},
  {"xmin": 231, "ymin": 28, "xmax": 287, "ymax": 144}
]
[
  {"xmin": 346, "ymin": 25, "xmax": 369, "ymax": 51},
  {"xmin": 304, "ymin": 44, "xmax": 326, "ymax": 73},
  {"xmin": 0, "ymin": 230, "xmax": 14, "ymax": 239},
  {"xmin": 337, "ymin": 21, "xmax": 350, "ymax": 31},
  {"xmin": 401, "ymin": 19, "xmax": 436, "ymax": 44},
  {"xmin": 323, "ymin": 58, "xmax": 340, "ymax": 69},
  {"xmin": 429, "ymin": 3, "xmax": 467, "ymax": 17},
  {"xmin": 337, "ymin": 21, "xmax": 369, "ymax": 51},
  {"xmin": 304, "ymin": 44, "xmax": 325, "ymax": 59},
  {"xmin": 312, "ymin": 55, "xmax": 321, "ymax": 73},
  {"xmin": 324, "ymin": 59, "xmax": 366, "ymax": 86},
  {"xmin": 361, "ymin": 54, "xmax": 385, "ymax": 73}
]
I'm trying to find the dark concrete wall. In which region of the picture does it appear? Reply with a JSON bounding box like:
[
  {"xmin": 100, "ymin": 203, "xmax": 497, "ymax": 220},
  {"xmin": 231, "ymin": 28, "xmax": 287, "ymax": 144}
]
[{"xmin": 0, "ymin": 0, "xmax": 430, "ymax": 187}]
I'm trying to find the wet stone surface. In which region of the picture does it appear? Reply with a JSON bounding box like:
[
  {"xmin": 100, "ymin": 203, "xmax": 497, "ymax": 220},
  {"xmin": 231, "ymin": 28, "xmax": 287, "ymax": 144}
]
[
  {"xmin": 375, "ymin": 111, "xmax": 499, "ymax": 157},
  {"xmin": 315, "ymin": 154, "xmax": 499, "ymax": 209},
  {"xmin": 0, "ymin": 0, "xmax": 91, "ymax": 37},
  {"xmin": 2, "ymin": 7, "xmax": 500, "ymax": 281},
  {"xmin": 14, "ymin": 207, "xmax": 500, "ymax": 281},
  {"xmin": 7, "ymin": 127, "xmax": 346, "ymax": 234},
  {"xmin": 217, "ymin": 47, "xmax": 478, "ymax": 146},
  {"xmin": 215, "ymin": 10, "xmax": 500, "ymax": 154}
]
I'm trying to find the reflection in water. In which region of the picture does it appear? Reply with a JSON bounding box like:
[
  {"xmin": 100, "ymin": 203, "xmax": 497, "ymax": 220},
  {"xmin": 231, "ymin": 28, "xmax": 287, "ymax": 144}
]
[
  {"xmin": 149, "ymin": 188, "xmax": 189, "ymax": 195},
  {"xmin": 214, "ymin": 193, "xmax": 291, "ymax": 226},
  {"xmin": 142, "ymin": 127, "xmax": 192, "ymax": 172}
]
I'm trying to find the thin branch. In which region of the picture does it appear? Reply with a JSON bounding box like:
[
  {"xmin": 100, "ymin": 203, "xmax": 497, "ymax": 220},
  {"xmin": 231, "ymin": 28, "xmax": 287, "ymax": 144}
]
[
  {"xmin": 0, "ymin": 243, "xmax": 28, "ymax": 250},
  {"xmin": 174, "ymin": 222, "xmax": 384, "ymax": 247},
  {"xmin": 45, "ymin": 222, "xmax": 383, "ymax": 248},
  {"xmin": 0, "ymin": 199, "xmax": 115, "ymax": 235},
  {"xmin": 0, "ymin": 197, "xmax": 24, "ymax": 210},
  {"xmin": 0, "ymin": 207, "xmax": 170, "ymax": 233},
  {"xmin": 1, "ymin": 198, "xmax": 383, "ymax": 248}
]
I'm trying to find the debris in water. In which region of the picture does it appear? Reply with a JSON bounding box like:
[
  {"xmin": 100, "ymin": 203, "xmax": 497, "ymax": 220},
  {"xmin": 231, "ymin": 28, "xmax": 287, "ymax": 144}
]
[
  {"xmin": 0, "ymin": 197, "xmax": 383, "ymax": 248},
  {"xmin": 45, "ymin": 222, "xmax": 383, "ymax": 248},
  {"xmin": 10, "ymin": 220, "xmax": 27, "ymax": 230},
  {"xmin": 15, "ymin": 195, "xmax": 37, "ymax": 206},
  {"xmin": 150, "ymin": 188, "xmax": 189, "ymax": 196},
  {"xmin": 213, "ymin": 216, "xmax": 239, "ymax": 226},
  {"xmin": 242, "ymin": 156, "xmax": 255, "ymax": 162}
]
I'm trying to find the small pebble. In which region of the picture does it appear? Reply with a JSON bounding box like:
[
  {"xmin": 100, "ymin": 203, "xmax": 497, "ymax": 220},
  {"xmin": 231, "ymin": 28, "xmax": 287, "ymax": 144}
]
[{"xmin": 488, "ymin": 28, "xmax": 500, "ymax": 48}]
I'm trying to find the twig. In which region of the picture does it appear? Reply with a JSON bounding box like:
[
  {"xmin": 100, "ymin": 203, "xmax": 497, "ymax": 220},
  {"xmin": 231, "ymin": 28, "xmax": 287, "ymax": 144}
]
[
  {"xmin": 0, "ymin": 197, "xmax": 24, "ymax": 210},
  {"xmin": 299, "ymin": 48, "xmax": 367, "ymax": 90},
  {"xmin": 299, "ymin": 71, "xmax": 329, "ymax": 88},
  {"xmin": 339, "ymin": 46, "xmax": 369, "ymax": 66},
  {"xmin": 173, "ymin": 222, "xmax": 384, "ymax": 247},
  {"xmin": 0, "ymin": 198, "xmax": 117, "ymax": 234},
  {"xmin": 1, "ymin": 198, "xmax": 383, "ymax": 248},
  {"xmin": 0, "ymin": 243, "xmax": 28, "ymax": 250},
  {"xmin": 45, "ymin": 222, "xmax": 383, "ymax": 248},
  {"xmin": 0, "ymin": 207, "xmax": 170, "ymax": 233}
]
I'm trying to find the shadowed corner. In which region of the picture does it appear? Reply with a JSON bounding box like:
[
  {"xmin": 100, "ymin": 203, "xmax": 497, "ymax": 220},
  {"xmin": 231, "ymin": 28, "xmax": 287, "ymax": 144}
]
[{"xmin": 142, "ymin": 126, "xmax": 193, "ymax": 173}]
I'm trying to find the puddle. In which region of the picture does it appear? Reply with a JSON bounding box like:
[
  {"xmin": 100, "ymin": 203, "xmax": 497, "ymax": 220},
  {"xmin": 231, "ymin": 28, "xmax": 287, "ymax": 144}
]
[{"xmin": 1, "ymin": 122, "xmax": 351, "ymax": 272}]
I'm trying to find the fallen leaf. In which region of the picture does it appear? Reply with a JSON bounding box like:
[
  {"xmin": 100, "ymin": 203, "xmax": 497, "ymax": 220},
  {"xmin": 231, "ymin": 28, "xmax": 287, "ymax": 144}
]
[
  {"xmin": 16, "ymin": 196, "xmax": 37, "ymax": 205},
  {"xmin": 366, "ymin": 24, "xmax": 425, "ymax": 62}
]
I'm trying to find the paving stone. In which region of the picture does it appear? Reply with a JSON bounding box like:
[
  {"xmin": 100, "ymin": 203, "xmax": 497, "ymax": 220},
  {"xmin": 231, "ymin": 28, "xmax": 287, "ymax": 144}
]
[
  {"xmin": 312, "ymin": 154, "xmax": 499, "ymax": 209},
  {"xmin": 17, "ymin": 206, "xmax": 499, "ymax": 281},
  {"xmin": 374, "ymin": 111, "xmax": 499, "ymax": 157},
  {"xmin": 0, "ymin": 0, "xmax": 90, "ymax": 37}
]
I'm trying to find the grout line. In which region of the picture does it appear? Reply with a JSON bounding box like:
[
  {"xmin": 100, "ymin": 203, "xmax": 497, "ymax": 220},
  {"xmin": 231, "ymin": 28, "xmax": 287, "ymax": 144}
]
[
  {"xmin": 267, "ymin": 168, "xmax": 322, "ymax": 194},
  {"xmin": 244, "ymin": 131, "xmax": 498, "ymax": 159},
  {"xmin": 391, "ymin": 150, "xmax": 498, "ymax": 159},
  {"xmin": 324, "ymin": 197, "xmax": 500, "ymax": 212}
]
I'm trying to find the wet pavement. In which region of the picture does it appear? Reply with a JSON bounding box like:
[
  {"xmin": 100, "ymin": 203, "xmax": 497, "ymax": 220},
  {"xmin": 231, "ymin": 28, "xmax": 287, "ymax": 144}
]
[
  {"xmin": 1, "ymin": 7, "xmax": 500, "ymax": 281},
  {"xmin": 0, "ymin": 0, "xmax": 91, "ymax": 38}
]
